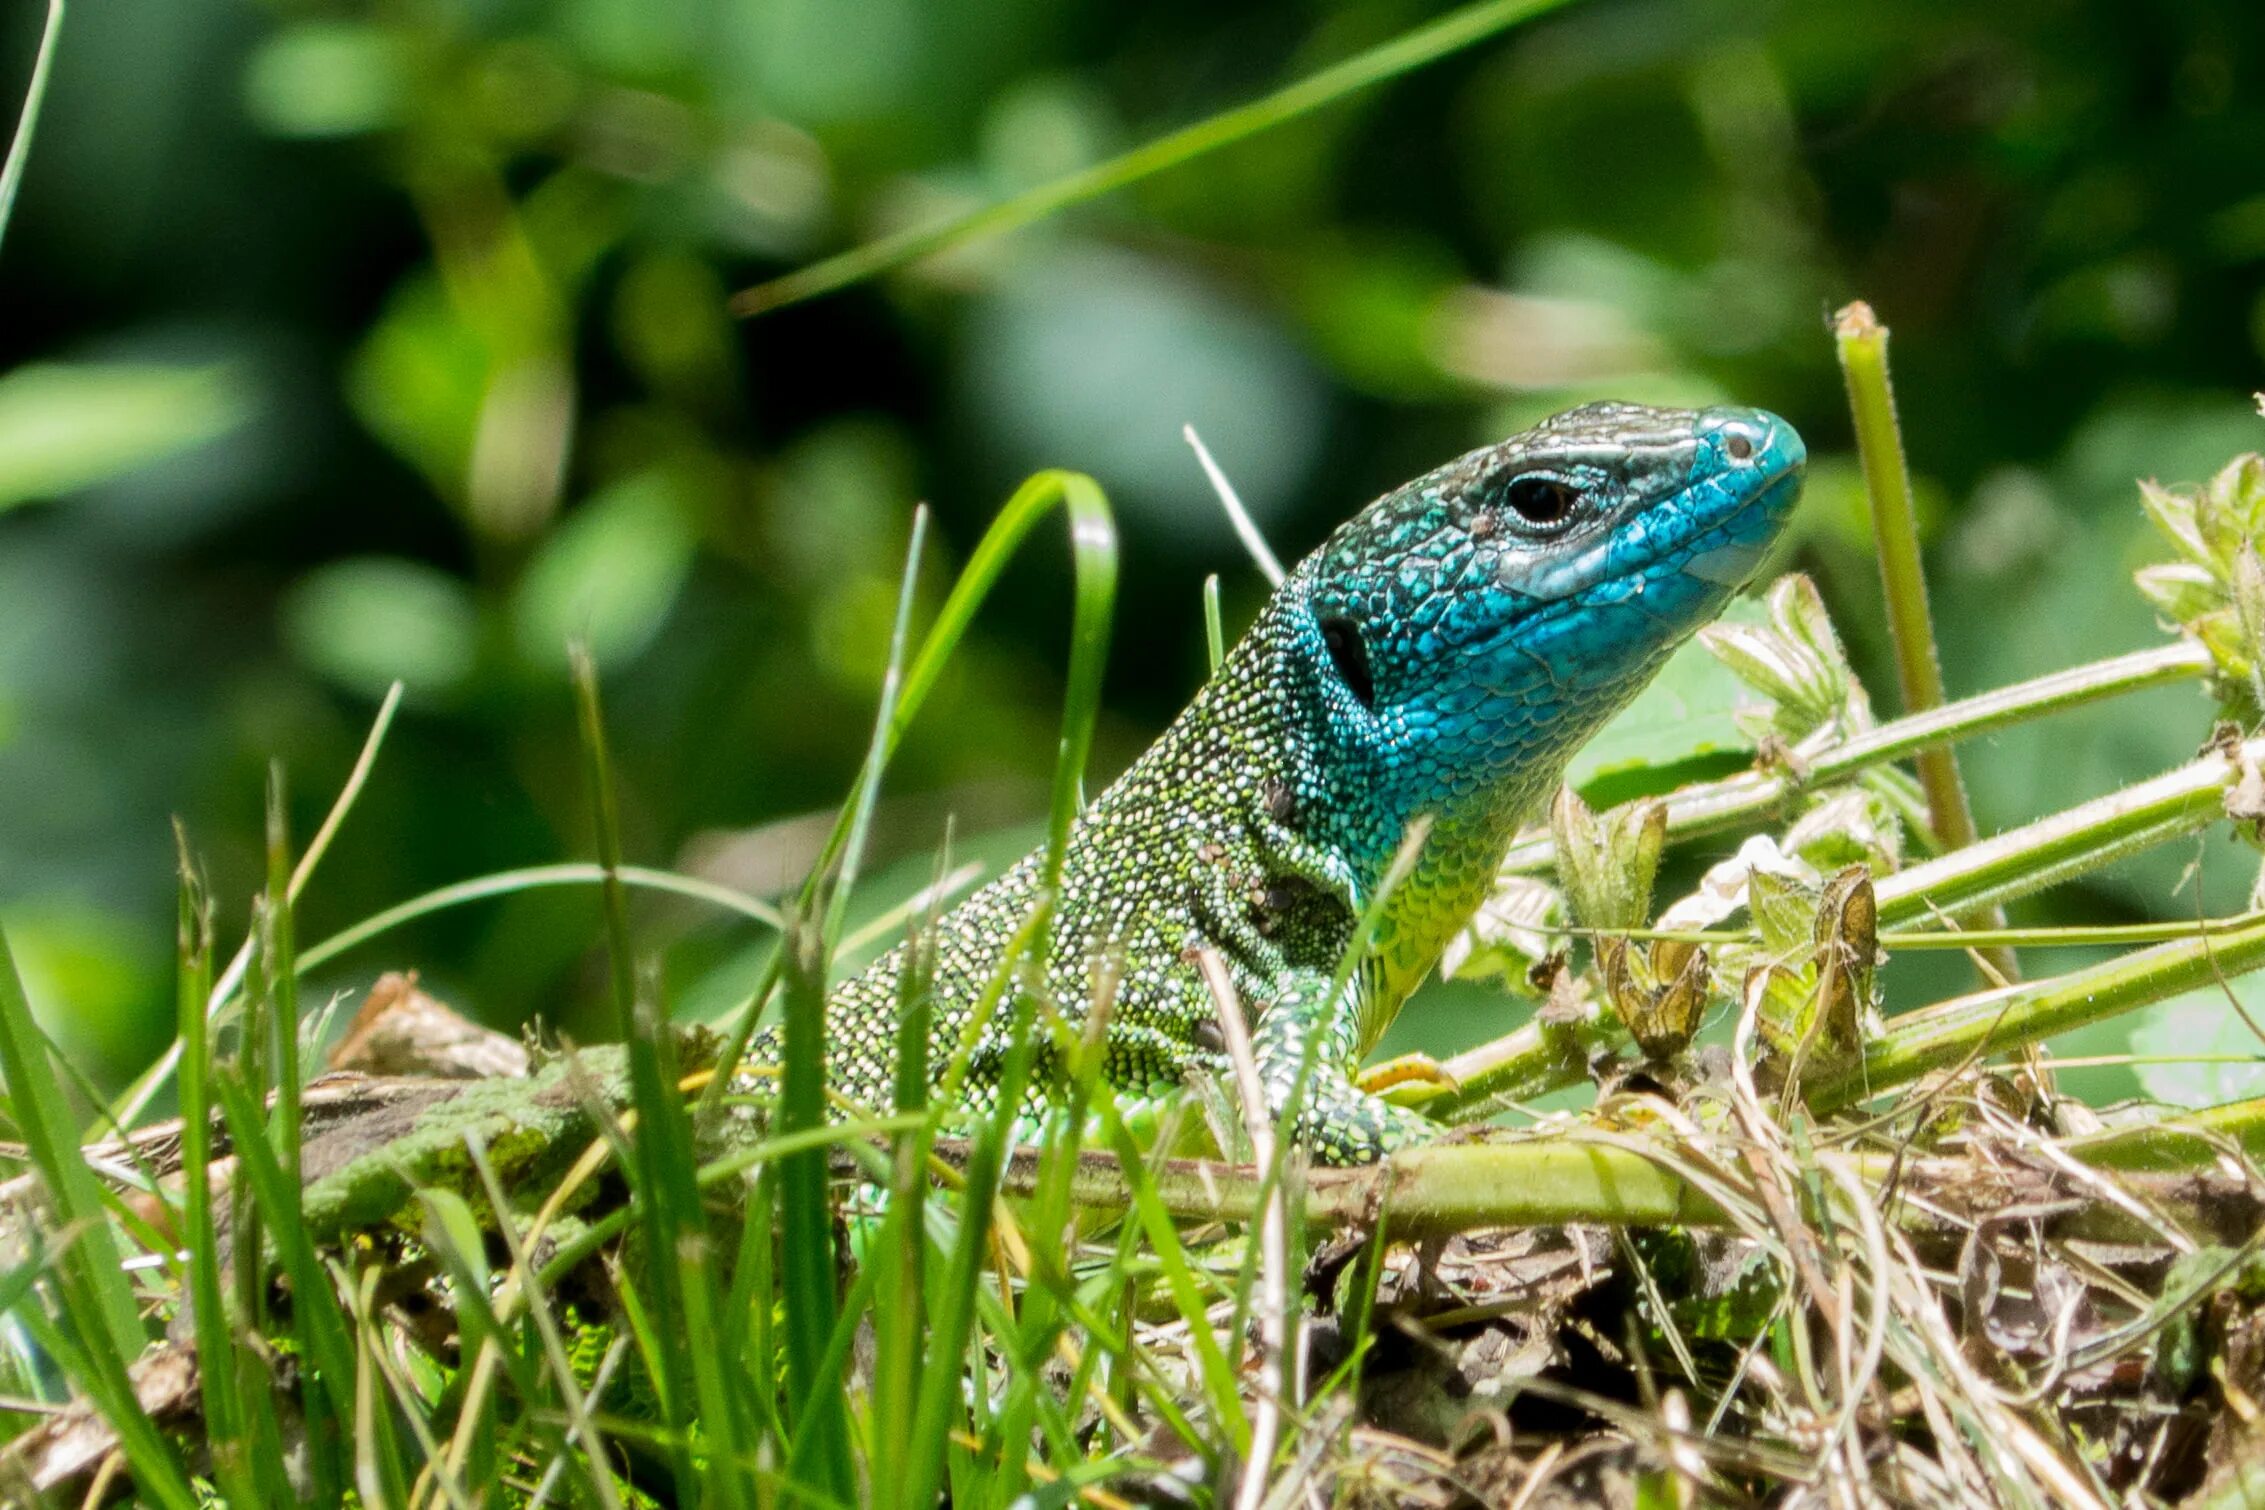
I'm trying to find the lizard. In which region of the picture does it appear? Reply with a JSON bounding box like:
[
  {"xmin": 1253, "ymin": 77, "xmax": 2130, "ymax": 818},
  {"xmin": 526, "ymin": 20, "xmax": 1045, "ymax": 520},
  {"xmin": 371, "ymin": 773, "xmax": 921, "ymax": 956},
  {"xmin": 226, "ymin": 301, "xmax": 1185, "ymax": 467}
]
[
  {"xmin": 754, "ymin": 401, "xmax": 1806, "ymax": 1165},
  {"xmin": 0, "ymin": 402, "xmax": 1806, "ymax": 1504}
]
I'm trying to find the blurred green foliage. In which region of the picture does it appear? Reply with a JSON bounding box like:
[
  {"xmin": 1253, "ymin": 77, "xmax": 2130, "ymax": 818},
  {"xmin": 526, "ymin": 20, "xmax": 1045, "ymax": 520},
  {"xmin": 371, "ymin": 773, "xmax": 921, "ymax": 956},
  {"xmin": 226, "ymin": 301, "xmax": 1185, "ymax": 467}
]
[{"xmin": 0, "ymin": 0, "xmax": 2260, "ymax": 1093}]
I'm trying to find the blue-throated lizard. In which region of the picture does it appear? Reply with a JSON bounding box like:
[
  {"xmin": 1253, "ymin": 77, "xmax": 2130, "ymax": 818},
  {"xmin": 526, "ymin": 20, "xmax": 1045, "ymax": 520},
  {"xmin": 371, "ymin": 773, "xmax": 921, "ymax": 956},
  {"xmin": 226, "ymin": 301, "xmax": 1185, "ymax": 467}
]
[{"xmin": 757, "ymin": 402, "xmax": 1806, "ymax": 1164}]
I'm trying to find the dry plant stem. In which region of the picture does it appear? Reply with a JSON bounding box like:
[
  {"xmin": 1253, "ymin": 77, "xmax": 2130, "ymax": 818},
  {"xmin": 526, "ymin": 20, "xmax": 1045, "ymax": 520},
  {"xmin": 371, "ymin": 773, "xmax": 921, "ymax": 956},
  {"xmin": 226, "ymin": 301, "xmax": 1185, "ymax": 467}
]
[
  {"xmin": 1841, "ymin": 302, "xmax": 2012, "ymax": 985},
  {"xmin": 1496, "ymin": 641, "xmax": 2208, "ymax": 874}
]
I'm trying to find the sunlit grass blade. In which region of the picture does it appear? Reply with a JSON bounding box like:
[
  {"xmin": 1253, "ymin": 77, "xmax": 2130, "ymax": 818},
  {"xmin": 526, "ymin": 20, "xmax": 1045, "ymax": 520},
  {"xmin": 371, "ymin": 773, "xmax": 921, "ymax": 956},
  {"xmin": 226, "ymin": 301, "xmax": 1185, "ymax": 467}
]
[
  {"xmin": 253, "ymin": 766, "xmax": 349, "ymax": 1503},
  {"xmin": 170, "ymin": 827, "xmax": 257, "ymax": 1507},
  {"xmin": 728, "ymin": 0, "xmax": 1579, "ymax": 314},
  {"xmin": 462, "ymin": 1136, "xmax": 631, "ymax": 1510},
  {"xmin": 902, "ymin": 993, "xmax": 1047, "ymax": 1510},
  {"xmin": 870, "ymin": 847, "xmax": 949, "ymax": 1507},
  {"xmin": 568, "ymin": 644, "xmax": 701, "ymax": 1494},
  {"xmin": 984, "ymin": 982, "xmax": 1118, "ymax": 1508},
  {"xmin": 212, "ymin": 1071, "xmax": 363, "ymax": 1499},
  {"xmin": 0, "ymin": 927, "xmax": 142, "ymax": 1364},
  {"xmin": 778, "ymin": 509, "xmax": 932, "ymax": 1501},
  {"xmin": 775, "ymin": 910, "xmax": 852, "ymax": 1500},
  {"xmin": 1092, "ymin": 1110, "xmax": 1247, "ymax": 1461},
  {"xmin": 9, "ymin": 1297, "xmax": 198, "ymax": 1510}
]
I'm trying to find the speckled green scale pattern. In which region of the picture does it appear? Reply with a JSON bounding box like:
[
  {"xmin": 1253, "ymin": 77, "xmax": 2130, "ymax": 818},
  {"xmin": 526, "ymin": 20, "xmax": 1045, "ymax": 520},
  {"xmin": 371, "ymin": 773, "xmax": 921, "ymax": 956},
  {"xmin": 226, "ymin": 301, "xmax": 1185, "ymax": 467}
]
[{"xmin": 753, "ymin": 402, "xmax": 1806, "ymax": 1164}]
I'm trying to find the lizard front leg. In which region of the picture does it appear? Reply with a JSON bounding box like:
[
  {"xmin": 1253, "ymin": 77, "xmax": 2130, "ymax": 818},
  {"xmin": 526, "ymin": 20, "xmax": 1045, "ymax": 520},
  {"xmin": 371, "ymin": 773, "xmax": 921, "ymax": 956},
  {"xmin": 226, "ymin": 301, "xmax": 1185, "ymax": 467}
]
[{"xmin": 1248, "ymin": 968, "xmax": 1432, "ymax": 1166}]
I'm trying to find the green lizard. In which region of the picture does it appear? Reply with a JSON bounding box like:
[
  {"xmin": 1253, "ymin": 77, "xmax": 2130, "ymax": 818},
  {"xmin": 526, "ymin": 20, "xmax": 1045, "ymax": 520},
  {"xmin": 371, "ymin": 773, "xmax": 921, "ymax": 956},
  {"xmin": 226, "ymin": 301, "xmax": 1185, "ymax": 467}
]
[{"xmin": 756, "ymin": 401, "xmax": 1805, "ymax": 1164}]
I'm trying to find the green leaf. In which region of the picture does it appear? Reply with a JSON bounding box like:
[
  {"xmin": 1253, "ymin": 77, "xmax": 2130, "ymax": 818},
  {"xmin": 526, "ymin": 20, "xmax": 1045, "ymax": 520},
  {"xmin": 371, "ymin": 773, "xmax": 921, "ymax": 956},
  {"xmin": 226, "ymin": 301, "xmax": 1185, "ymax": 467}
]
[
  {"xmin": 0, "ymin": 362, "xmax": 248, "ymax": 510},
  {"xmin": 513, "ymin": 471, "xmax": 696, "ymax": 672},
  {"xmin": 1567, "ymin": 598, "xmax": 1766, "ymax": 796},
  {"xmin": 282, "ymin": 556, "xmax": 480, "ymax": 700}
]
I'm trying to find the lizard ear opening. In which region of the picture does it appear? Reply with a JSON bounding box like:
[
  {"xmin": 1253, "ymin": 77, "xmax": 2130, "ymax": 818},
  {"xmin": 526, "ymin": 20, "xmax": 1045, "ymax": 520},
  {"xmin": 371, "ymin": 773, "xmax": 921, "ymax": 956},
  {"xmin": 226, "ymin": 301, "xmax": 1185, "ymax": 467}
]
[{"xmin": 1319, "ymin": 616, "xmax": 1376, "ymax": 709}]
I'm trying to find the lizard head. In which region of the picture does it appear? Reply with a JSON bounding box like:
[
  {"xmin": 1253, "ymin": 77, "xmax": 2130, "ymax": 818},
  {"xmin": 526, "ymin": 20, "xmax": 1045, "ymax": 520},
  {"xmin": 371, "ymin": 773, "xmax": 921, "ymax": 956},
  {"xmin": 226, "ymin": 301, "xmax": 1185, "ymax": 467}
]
[{"xmin": 1277, "ymin": 401, "xmax": 1804, "ymax": 983}]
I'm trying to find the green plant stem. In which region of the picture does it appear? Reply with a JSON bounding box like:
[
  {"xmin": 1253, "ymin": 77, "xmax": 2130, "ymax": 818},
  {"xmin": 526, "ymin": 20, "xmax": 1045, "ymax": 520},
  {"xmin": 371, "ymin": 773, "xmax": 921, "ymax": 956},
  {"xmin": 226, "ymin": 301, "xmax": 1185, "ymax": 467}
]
[
  {"xmin": 1834, "ymin": 300, "xmax": 2013, "ymax": 986},
  {"xmin": 1868, "ymin": 733, "xmax": 2256, "ymax": 927},
  {"xmin": 728, "ymin": 0, "xmax": 1576, "ymax": 315},
  {"xmin": 1499, "ymin": 642, "xmax": 2208, "ymax": 873},
  {"xmin": 1442, "ymin": 732, "xmax": 2264, "ymax": 1116},
  {"xmin": 1807, "ymin": 911, "xmax": 2265, "ymax": 1112},
  {"xmin": 569, "ymin": 648, "xmax": 699, "ymax": 1493},
  {"xmin": 970, "ymin": 1136, "xmax": 2256, "ymax": 1244}
]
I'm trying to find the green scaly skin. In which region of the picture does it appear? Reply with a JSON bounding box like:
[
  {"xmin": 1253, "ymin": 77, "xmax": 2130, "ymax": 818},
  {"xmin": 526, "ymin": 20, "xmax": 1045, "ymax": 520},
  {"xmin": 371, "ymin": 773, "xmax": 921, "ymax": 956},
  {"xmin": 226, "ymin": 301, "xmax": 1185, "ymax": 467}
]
[{"xmin": 756, "ymin": 402, "xmax": 1806, "ymax": 1164}]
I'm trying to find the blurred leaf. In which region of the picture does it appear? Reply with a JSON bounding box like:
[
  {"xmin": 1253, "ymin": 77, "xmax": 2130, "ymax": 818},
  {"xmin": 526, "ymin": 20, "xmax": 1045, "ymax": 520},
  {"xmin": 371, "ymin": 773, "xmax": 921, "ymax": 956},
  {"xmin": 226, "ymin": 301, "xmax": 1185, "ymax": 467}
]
[
  {"xmin": 282, "ymin": 557, "xmax": 480, "ymax": 701},
  {"xmin": 513, "ymin": 469, "xmax": 696, "ymax": 672},
  {"xmin": 242, "ymin": 21, "xmax": 408, "ymax": 139},
  {"xmin": 5, "ymin": 901, "xmax": 166, "ymax": 1081},
  {"xmin": 963, "ymin": 247, "xmax": 1327, "ymax": 543},
  {"xmin": 0, "ymin": 362, "xmax": 248, "ymax": 510},
  {"xmin": 347, "ymin": 274, "xmax": 485, "ymax": 504},
  {"xmin": 2128, "ymin": 981, "xmax": 2265, "ymax": 1110}
]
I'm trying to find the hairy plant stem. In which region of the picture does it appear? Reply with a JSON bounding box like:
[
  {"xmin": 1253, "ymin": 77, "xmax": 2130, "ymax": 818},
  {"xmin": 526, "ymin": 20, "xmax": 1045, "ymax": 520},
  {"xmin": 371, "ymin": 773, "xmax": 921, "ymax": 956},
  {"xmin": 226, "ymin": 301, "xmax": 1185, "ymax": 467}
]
[
  {"xmin": 1499, "ymin": 641, "xmax": 2209, "ymax": 874},
  {"xmin": 1834, "ymin": 301, "xmax": 2014, "ymax": 986}
]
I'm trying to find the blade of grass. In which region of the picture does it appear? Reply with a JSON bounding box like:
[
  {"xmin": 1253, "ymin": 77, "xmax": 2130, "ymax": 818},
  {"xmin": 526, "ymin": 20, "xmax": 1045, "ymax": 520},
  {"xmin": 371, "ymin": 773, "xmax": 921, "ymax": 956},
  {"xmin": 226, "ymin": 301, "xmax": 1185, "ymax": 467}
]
[
  {"xmin": 728, "ymin": 0, "xmax": 1580, "ymax": 314},
  {"xmin": 255, "ymin": 766, "xmax": 347, "ymax": 1504},
  {"xmin": 984, "ymin": 973, "xmax": 1119, "ymax": 1508},
  {"xmin": 1184, "ymin": 423, "xmax": 1284, "ymax": 587},
  {"xmin": 462, "ymin": 1136, "xmax": 629, "ymax": 1510},
  {"xmin": 116, "ymin": 682, "xmax": 404, "ymax": 1131},
  {"xmin": 170, "ymin": 827, "xmax": 255, "ymax": 1507},
  {"xmin": 0, "ymin": 927, "xmax": 142, "ymax": 1363},
  {"xmin": 775, "ymin": 511, "xmax": 932, "ymax": 1501},
  {"xmin": 1202, "ymin": 575, "xmax": 1225, "ymax": 674},
  {"xmin": 0, "ymin": 0, "xmax": 62, "ymax": 254},
  {"xmin": 774, "ymin": 909, "xmax": 852, "ymax": 1502},
  {"xmin": 569, "ymin": 645, "xmax": 701, "ymax": 1495},
  {"xmin": 701, "ymin": 468, "xmax": 1117, "ymax": 1109},
  {"xmin": 295, "ymin": 863, "xmax": 782, "ymax": 982},
  {"xmin": 901, "ymin": 992, "xmax": 1048, "ymax": 1510},
  {"xmin": 8, "ymin": 1297, "xmax": 198, "ymax": 1510},
  {"xmin": 211, "ymin": 1073, "xmax": 359, "ymax": 1448},
  {"xmin": 870, "ymin": 845, "xmax": 951, "ymax": 1507}
]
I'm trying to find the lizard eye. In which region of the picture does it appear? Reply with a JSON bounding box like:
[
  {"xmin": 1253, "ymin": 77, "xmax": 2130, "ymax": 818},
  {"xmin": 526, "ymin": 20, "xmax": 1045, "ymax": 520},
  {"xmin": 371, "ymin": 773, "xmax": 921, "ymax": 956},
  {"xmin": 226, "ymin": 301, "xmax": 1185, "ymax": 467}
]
[
  {"xmin": 1319, "ymin": 616, "xmax": 1375, "ymax": 709},
  {"xmin": 1503, "ymin": 474, "xmax": 1579, "ymax": 527}
]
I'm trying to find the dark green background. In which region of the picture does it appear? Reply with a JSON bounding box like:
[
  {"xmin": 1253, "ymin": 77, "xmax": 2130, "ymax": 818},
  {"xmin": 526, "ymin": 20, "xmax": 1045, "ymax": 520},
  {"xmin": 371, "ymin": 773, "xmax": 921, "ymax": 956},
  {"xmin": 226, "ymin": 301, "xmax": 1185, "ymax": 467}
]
[{"xmin": 1, "ymin": 0, "xmax": 2260, "ymax": 1101}]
